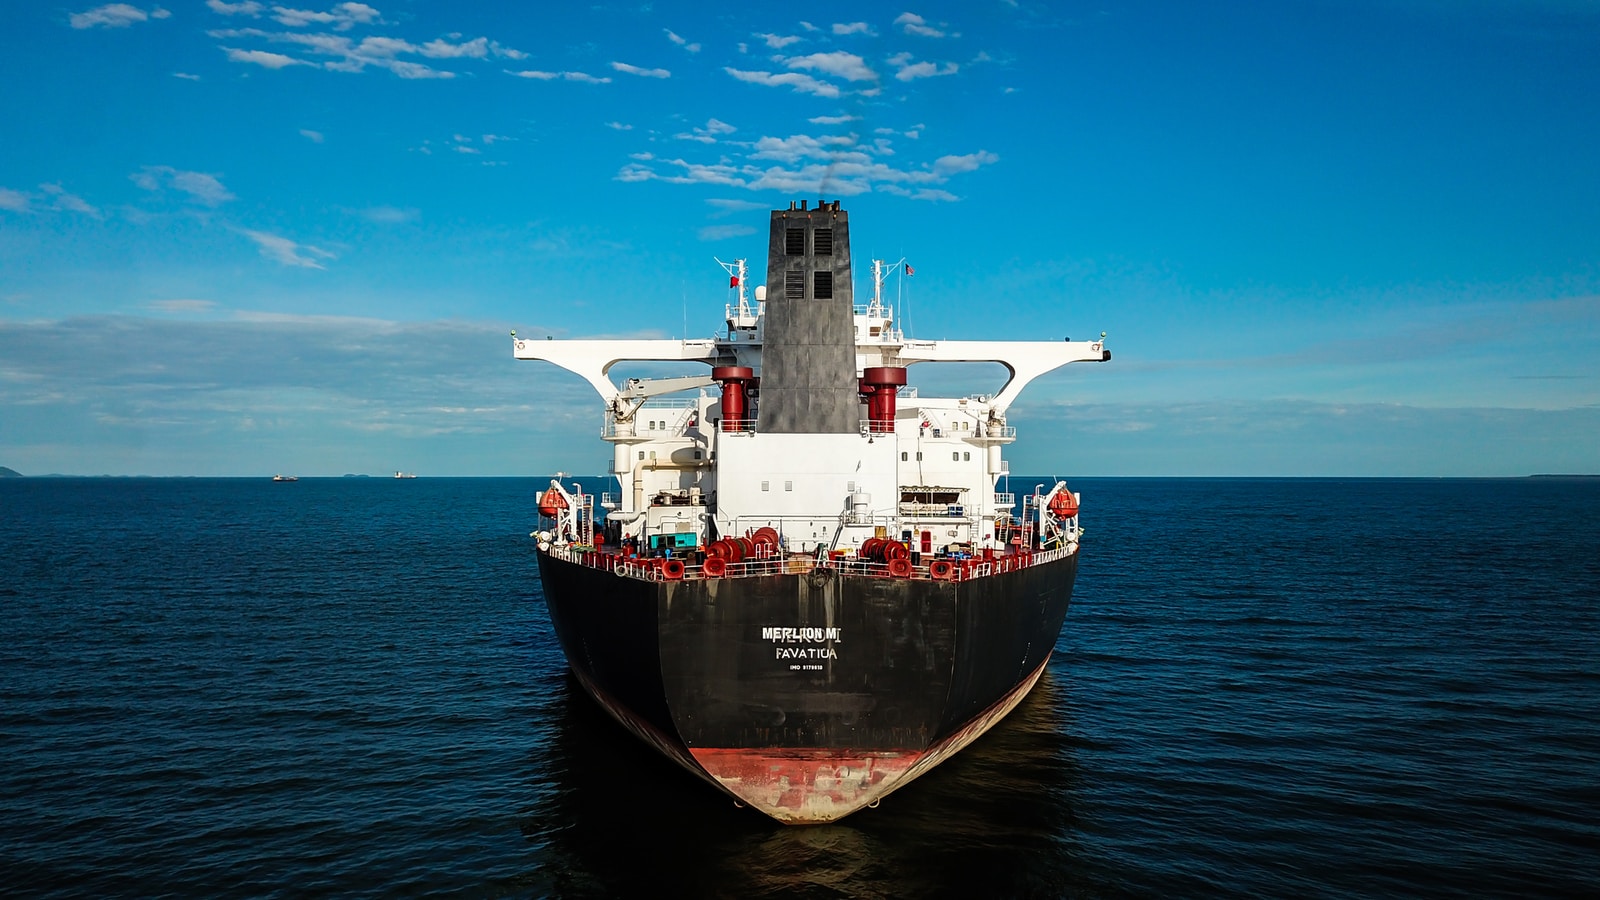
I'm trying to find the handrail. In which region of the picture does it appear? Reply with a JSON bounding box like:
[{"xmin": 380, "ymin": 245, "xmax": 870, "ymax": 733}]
[{"xmin": 542, "ymin": 540, "xmax": 1080, "ymax": 583}]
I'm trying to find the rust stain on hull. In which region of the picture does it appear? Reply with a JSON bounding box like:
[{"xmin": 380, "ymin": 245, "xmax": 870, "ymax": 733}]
[{"xmin": 687, "ymin": 657, "xmax": 1051, "ymax": 824}]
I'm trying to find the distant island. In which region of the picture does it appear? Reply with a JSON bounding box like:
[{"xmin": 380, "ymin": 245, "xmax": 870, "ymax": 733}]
[
  {"xmin": 0, "ymin": 466, "xmax": 22, "ymax": 478},
  {"xmin": 1528, "ymin": 474, "xmax": 1600, "ymax": 479}
]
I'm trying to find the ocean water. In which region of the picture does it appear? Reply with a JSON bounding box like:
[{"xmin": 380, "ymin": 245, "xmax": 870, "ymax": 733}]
[{"xmin": 2, "ymin": 476, "xmax": 1596, "ymax": 898}]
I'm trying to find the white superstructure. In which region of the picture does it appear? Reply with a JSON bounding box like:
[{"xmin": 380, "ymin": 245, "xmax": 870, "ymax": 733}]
[{"xmin": 514, "ymin": 249, "xmax": 1107, "ymax": 559}]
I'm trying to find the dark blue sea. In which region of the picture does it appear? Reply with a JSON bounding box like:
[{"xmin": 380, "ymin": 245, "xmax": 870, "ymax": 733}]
[{"xmin": 2, "ymin": 476, "xmax": 1597, "ymax": 898}]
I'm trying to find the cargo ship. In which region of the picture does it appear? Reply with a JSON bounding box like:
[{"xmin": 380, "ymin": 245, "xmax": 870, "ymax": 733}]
[{"xmin": 514, "ymin": 201, "xmax": 1109, "ymax": 823}]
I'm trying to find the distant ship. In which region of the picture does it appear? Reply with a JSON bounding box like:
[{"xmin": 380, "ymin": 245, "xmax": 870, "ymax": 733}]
[
  {"xmin": 514, "ymin": 200, "xmax": 1109, "ymax": 824},
  {"xmin": 394, "ymin": 471, "xmax": 417, "ymax": 479},
  {"xmin": 272, "ymin": 474, "xmax": 298, "ymax": 482}
]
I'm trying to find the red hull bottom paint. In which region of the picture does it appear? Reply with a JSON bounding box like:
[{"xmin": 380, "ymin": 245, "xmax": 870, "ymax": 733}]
[{"xmin": 687, "ymin": 656, "xmax": 1053, "ymax": 824}]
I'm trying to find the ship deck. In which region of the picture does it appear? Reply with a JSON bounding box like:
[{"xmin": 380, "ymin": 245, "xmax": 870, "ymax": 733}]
[{"xmin": 542, "ymin": 542, "xmax": 1077, "ymax": 583}]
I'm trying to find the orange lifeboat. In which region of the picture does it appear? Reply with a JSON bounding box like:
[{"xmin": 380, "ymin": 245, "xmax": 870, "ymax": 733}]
[
  {"xmin": 1048, "ymin": 490, "xmax": 1079, "ymax": 519},
  {"xmin": 538, "ymin": 488, "xmax": 568, "ymax": 518}
]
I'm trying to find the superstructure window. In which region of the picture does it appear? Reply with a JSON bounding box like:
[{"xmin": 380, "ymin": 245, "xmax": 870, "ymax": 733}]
[
  {"xmin": 786, "ymin": 270, "xmax": 804, "ymax": 299},
  {"xmin": 814, "ymin": 228, "xmax": 833, "ymax": 256},
  {"xmin": 814, "ymin": 270, "xmax": 833, "ymax": 299},
  {"xmin": 786, "ymin": 228, "xmax": 805, "ymax": 255}
]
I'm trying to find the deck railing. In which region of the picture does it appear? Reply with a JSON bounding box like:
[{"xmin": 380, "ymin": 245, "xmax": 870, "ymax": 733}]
[{"xmin": 542, "ymin": 540, "xmax": 1078, "ymax": 584}]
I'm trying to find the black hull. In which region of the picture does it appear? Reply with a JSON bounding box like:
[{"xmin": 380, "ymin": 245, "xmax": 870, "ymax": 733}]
[{"xmin": 535, "ymin": 549, "xmax": 1078, "ymax": 823}]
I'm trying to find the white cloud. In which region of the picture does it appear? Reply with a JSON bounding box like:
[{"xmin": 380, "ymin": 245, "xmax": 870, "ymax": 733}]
[
  {"xmin": 146, "ymin": 299, "xmax": 218, "ymax": 313},
  {"xmin": 224, "ymin": 47, "xmax": 309, "ymax": 68},
  {"xmin": 242, "ymin": 229, "xmax": 335, "ymax": 268},
  {"xmin": 131, "ymin": 166, "xmax": 236, "ymax": 205},
  {"xmin": 39, "ymin": 183, "xmax": 101, "ymax": 218},
  {"xmin": 299, "ymin": 128, "xmax": 324, "ymax": 142},
  {"xmin": 611, "ymin": 61, "xmax": 671, "ymax": 78},
  {"xmin": 271, "ymin": 2, "xmax": 378, "ymax": 31},
  {"xmin": 606, "ymin": 121, "xmax": 633, "ymax": 131},
  {"xmin": 355, "ymin": 205, "xmax": 417, "ymax": 223},
  {"xmin": 665, "ymin": 29, "xmax": 700, "ymax": 52},
  {"xmin": 676, "ymin": 118, "xmax": 736, "ymax": 143},
  {"xmin": 809, "ymin": 114, "xmax": 858, "ymax": 125},
  {"xmin": 705, "ymin": 198, "xmax": 768, "ymax": 214},
  {"xmin": 894, "ymin": 59, "xmax": 959, "ymax": 81},
  {"xmin": 419, "ymin": 36, "xmax": 488, "ymax": 58},
  {"xmin": 755, "ymin": 32, "xmax": 802, "ymax": 49},
  {"xmin": 698, "ymin": 224, "xmax": 757, "ymax": 241},
  {"xmin": 507, "ymin": 69, "xmax": 611, "ymax": 83},
  {"xmin": 69, "ymin": 4, "xmax": 170, "ymax": 29},
  {"xmin": 932, "ymin": 150, "xmax": 998, "ymax": 174},
  {"xmin": 173, "ymin": 71, "xmax": 201, "ymax": 80},
  {"xmin": 750, "ymin": 133, "xmax": 861, "ymax": 164},
  {"xmin": 724, "ymin": 67, "xmax": 839, "ymax": 98},
  {"xmin": 0, "ymin": 188, "xmax": 33, "ymax": 212},
  {"xmin": 617, "ymin": 138, "xmax": 997, "ymax": 202},
  {"xmin": 832, "ymin": 22, "xmax": 873, "ymax": 35},
  {"xmin": 895, "ymin": 12, "xmax": 949, "ymax": 38},
  {"xmin": 207, "ymin": 0, "xmax": 262, "ymax": 14},
  {"xmin": 783, "ymin": 50, "xmax": 876, "ymax": 82}
]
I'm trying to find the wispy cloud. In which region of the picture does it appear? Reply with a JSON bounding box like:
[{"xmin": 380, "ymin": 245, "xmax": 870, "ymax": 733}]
[
  {"xmin": 611, "ymin": 61, "xmax": 670, "ymax": 78},
  {"xmin": 205, "ymin": 10, "xmax": 527, "ymax": 79},
  {"xmin": 782, "ymin": 50, "xmax": 876, "ymax": 82},
  {"xmin": 206, "ymin": 0, "xmax": 262, "ymax": 15},
  {"xmin": 242, "ymin": 229, "xmax": 335, "ymax": 268},
  {"xmin": 616, "ymin": 134, "xmax": 999, "ymax": 201},
  {"xmin": 299, "ymin": 128, "xmax": 324, "ymax": 142},
  {"xmin": 173, "ymin": 71, "xmax": 201, "ymax": 80},
  {"xmin": 507, "ymin": 69, "xmax": 611, "ymax": 83},
  {"xmin": 605, "ymin": 121, "xmax": 633, "ymax": 131},
  {"xmin": 146, "ymin": 299, "xmax": 218, "ymax": 313},
  {"xmin": 809, "ymin": 114, "xmax": 858, "ymax": 125},
  {"xmin": 890, "ymin": 52, "xmax": 959, "ymax": 81},
  {"xmin": 755, "ymin": 32, "xmax": 802, "ymax": 49},
  {"xmin": 895, "ymin": 12, "xmax": 953, "ymax": 38},
  {"xmin": 832, "ymin": 22, "xmax": 874, "ymax": 36},
  {"xmin": 705, "ymin": 198, "xmax": 769, "ymax": 215},
  {"xmin": 270, "ymin": 2, "xmax": 379, "ymax": 31},
  {"xmin": 675, "ymin": 118, "xmax": 736, "ymax": 143},
  {"xmin": 665, "ymin": 29, "xmax": 700, "ymax": 52},
  {"xmin": 698, "ymin": 224, "xmax": 757, "ymax": 241},
  {"xmin": 39, "ymin": 183, "xmax": 102, "ymax": 218},
  {"xmin": 69, "ymin": 4, "xmax": 171, "ymax": 29},
  {"xmin": 724, "ymin": 67, "xmax": 839, "ymax": 98},
  {"xmin": 224, "ymin": 46, "xmax": 310, "ymax": 68},
  {"xmin": 353, "ymin": 205, "xmax": 417, "ymax": 224},
  {"xmin": 0, "ymin": 188, "xmax": 34, "ymax": 212},
  {"xmin": 131, "ymin": 166, "xmax": 236, "ymax": 205}
]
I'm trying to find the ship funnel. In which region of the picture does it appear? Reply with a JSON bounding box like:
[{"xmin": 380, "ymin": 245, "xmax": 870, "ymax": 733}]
[{"xmin": 759, "ymin": 201, "xmax": 856, "ymax": 433}]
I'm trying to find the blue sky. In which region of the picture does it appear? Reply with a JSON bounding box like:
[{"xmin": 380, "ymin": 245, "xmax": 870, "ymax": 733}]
[{"xmin": 2, "ymin": 0, "xmax": 1597, "ymax": 477}]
